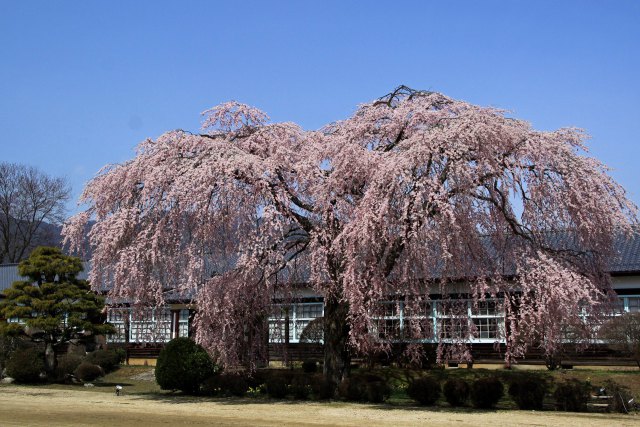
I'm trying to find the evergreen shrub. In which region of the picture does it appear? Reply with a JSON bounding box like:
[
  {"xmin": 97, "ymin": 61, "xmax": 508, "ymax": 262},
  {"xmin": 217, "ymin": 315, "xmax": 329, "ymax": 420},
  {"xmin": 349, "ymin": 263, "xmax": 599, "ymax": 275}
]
[
  {"xmin": 265, "ymin": 375, "xmax": 289, "ymax": 398},
  {"xmin": 471, "ymin": 377, "xmax": 504, "ymax": 409},
  {"xmin": 336, "ymin": 374, "xmax": 390, "ymax": 403},
  {"xmin": 508, "ymin": 375, "xmax": 548, "ymax": 410},
  {"xmin": 86, "ymin": 349, "xmax": 122, "ymax": 373},
  {"xmin": 54, "ymin": 354, "xmax": 83, "ymax": 382},
  {"xmin": 6, "ymin": 347, "xmax": 44, "ymax": 383},
  {"xmin": 204, "ymin": 372, "xmax": 250, "ymax": 397},
  {"xmin": 309, "ymin": 374, "xmax": 335, "ymax": 400},
  {"xmin": 74, "ymin": 362, "xmax": 103, "ymax": 382},
  {"xmin": 155, "ymin": 337, "xmax": 217, "ymax": 394},
  {"xmin": 291, "ymin": 376, "xmax": 311, "ymax": 399},
  {"xmin": 443, "ymin": 378, "xmax": 470, "ymax": 406},
  {"xmin": 553, "ymin": 379, "xmax": 590, "ymax": 412},
  {"xmin": 407, "ymin": 376, "xmax": 441, "ymax": 406}
]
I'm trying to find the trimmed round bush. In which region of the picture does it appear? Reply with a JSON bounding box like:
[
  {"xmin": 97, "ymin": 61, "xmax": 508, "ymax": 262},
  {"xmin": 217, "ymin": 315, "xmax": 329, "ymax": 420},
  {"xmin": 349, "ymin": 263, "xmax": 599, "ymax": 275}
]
[
  {"xmin": 155, "ymin": 337, "xmax": 218, "ymax": 395},
  {"xmin": 6, "ymin": 347, "xmax": 44, "ymax": 383},
  {"xmin": 471, "ymin": 377, "xmax": 504, "ymax": 409},
  {"xmin": 336, "ymin": 374, "xmax": 389, "ymax": 403},
  {"xmin": 443, "ymin": 378, "xmax": 470, "ymax": 406},
  {"xmin": 86, "ymin": 349, "xmax": 122, "ymax": 373},
  {"xmin": 508, "ymin": 375, "xmax": 548, "ymax": 410},
  {"xmin": 553, "ymin": 379, "xmax": 589, "ymax": 412},
  {"xmin": 407, "ymin": 376, "xmax": 441, "ymax": 406},
  {"xmin": 54, "ymin": 354, "xmax": 83, "ymax": 383},
  {"xmin": 74, "ymin": 362, "xmax": 103, "ymax": 382}
]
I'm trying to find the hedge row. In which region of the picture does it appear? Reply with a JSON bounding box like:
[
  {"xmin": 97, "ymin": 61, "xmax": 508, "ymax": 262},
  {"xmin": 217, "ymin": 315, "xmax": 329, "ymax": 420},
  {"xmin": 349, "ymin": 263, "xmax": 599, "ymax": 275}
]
[{"xmin": 4, "ymin": 347, "xmax": 125, "ymax": 384}]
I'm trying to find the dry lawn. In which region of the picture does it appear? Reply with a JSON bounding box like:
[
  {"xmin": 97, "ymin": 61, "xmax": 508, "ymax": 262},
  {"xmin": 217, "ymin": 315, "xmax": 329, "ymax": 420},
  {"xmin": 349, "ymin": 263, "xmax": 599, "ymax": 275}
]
[{"xmin": 0, "ymin": 385, "xmax": 638, "ymax": 427}]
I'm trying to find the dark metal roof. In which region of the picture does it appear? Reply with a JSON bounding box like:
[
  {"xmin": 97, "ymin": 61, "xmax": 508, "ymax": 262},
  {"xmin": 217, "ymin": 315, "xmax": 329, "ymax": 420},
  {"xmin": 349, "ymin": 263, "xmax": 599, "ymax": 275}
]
[
  {"xmin": 0, "ymin": 264, "xmax": 21, "ymax": 292},
  {"xmin": 1, "ymin": 230, "xmax": 638, "ymax": 293},
  {"xmin": 610, "ymin": 229, "xmax": 640, "ymax": 274}
]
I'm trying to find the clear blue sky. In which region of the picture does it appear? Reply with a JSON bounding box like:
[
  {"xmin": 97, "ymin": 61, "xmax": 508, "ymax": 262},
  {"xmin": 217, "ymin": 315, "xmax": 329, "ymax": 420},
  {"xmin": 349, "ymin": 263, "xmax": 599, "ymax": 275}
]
[{"xmin": 1, "ymin": 1, "xmax": 639, "ymax": 213}]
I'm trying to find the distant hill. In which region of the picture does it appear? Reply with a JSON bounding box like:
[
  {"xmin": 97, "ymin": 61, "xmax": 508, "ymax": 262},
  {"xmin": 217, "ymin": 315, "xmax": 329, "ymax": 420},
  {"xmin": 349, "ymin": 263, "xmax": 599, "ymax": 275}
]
[{"xmin": 0, "ymin": 215, "xmax": 92, "ymax": 263}]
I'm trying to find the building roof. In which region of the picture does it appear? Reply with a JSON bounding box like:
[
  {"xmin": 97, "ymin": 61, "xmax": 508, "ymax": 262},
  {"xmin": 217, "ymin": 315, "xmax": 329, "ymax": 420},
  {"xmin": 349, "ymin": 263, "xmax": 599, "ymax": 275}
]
[
  {"xmin": 610, "ymin": 229, "xmax": 640, "ymax": 274},
  {"xmin": 1, "ymin": 229, "xmax": 639, "ymax": 293},
  {"xmin": 0, "ymin": 261, "xmax": 89, "ymax": 293}
]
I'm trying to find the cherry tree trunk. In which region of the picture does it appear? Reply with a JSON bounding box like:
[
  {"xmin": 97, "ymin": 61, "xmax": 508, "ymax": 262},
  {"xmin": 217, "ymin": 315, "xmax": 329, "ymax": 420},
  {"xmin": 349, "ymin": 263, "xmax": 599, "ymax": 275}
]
[{"xmin": 323, "ymin": 296, "xmax": 351, "ymax": 390}]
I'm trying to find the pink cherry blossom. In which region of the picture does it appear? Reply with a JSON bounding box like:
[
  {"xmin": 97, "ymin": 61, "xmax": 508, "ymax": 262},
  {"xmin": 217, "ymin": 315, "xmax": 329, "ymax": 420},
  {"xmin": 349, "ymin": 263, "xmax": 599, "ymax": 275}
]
[{"xmin": 64, "ymin": 86, "xmax": 638, "ymax": 384}]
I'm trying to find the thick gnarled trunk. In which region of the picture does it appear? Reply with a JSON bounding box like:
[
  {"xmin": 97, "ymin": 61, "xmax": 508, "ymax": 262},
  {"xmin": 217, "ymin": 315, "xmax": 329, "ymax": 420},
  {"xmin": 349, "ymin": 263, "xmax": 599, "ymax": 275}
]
[{"xmin": 323, "ymin": 296, "xmax": 350, "ymax": 390}]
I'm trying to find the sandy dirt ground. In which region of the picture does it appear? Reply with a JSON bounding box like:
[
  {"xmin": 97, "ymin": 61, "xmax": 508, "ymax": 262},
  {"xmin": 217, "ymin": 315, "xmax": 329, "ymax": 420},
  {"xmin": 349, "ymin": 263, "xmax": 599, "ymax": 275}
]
[{"xmin": 0, "ymin": 385, "xmax": 637, "ymax": 427}]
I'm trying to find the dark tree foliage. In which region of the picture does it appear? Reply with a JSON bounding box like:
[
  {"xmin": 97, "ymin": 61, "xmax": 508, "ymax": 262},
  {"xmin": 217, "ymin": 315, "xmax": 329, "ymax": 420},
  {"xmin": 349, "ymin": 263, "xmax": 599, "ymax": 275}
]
[{"xmin": 0, "ymin": 247, "xmax": 113, "ymax": 373}]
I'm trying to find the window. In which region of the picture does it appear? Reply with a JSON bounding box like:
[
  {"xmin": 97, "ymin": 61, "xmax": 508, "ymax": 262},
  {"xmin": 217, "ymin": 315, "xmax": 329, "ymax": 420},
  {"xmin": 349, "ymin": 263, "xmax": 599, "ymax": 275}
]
[
  {"xmin": 178, "ymin": 309, "xmax": 190, "ymax": 337},
  {"xmin": 628, "ymin": 297, "xmax": 640, "ymax": 313},
  {"xmin": 129, "ymin": 308, "xmax": 172, "ymax": 343},
  {"xmin": 268, "ymin": 303, "xmax": 323, "ymax": 343},
  {"xmin": 375, "ymin": 318, "xmax": 402, "ymax": 340},
  {"xmin": 470, "ymin": 299, "xmax": 503, "ymax": 341},
  {"xmin": 472, "ymin": 301, "xmax": 499, "ymax": 316},
  {"xmin": 402, "ymin": 301, "xmax": 434, "ymax": 340},
  {"xmin": 473, "ymin": 318, "xmax": 500, "ymax": 339},
  {"xmin": 106, "ymin": 308, "xmax": 128, "ymax": 343},
  {"xmin": 440, "ymin": 317, "xmax": 470, "ymax": 339},
  {"xmin": 612, "ymin": 298, "xmax": 626, "ymax": 315}
]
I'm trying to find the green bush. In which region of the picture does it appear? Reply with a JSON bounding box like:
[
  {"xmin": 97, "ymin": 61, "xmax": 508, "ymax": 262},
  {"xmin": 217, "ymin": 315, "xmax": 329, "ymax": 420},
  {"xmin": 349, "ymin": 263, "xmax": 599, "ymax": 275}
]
[
  {"xmin": 86, "ymin": 349, "xmax": 122, "ymax": 373},
  {"xmin": 336, "ymin": 374, "xmax": 389, "ymax": 403},
  {"xmin": 364, "ymin": 379, "xmax": 391, "ymax": 403},
  {"xmin": 508, "ymin": 375, "xmax": 548, "ymax": 410},
  {"xmin": 155, "ymin": 338, "xmax": 218, "ymax": 395},
  {"xmin": 553, "ymin": 379, "xmax": 589, "ymax": 412},
  {"xmin": 204, "ymin": 372, "xmax": 250, "ymax": 397},
  {"xmin": 443, "ymin": 378, "xmax": 470, "ymax": 406},
  {"xmin": 309, "ymin": 374, "xmax": 335, "ymax": 400},
  {"xmin": 54, "ymin": 354, "xmax": 83, "ymax": 383},
  {"xmin": 114, "ymin": 347, "xmax": 126, "ymax": 363},
  {"xmin": 471, "ymin": 377, "xmax": 504, "ymax": 409},
  {"xmin": 265, "ymin": 375, "xmax": 289, "ymax": 398},
  {"xmin": 291, "ymin": 376, "xmax": 311, "ymax": 400},
  {"xmin": 407, "ymin": 376, "xmax": 441, "ymax": 406},
  {"xmin": 338, "ymin": 376, "xmax": 366, "ymax": 401},
  {"xmin": 74, "ymin": 362, "xmax": 103, "ymax": 382},
  {"xmin": 6, "ymin": 347, "xmax": 44, "ymax": 383}
]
